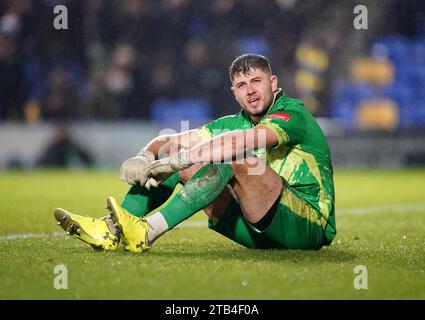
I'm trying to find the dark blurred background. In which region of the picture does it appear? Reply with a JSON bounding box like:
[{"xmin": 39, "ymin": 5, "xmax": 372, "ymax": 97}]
[{"xmin": 1, "ymin": 0, "xmax": 425, "ymax": 169}]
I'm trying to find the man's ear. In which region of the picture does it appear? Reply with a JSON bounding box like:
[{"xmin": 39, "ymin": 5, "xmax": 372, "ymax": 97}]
[{"xmin": 270, "ymin": 75, "xmax": 278, "ymax": 92}]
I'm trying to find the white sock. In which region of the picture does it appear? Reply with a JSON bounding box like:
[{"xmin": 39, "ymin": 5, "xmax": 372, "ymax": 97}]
[{"xmin": 146, "ymin": 212, "xmax": 169, "ymax": 246}]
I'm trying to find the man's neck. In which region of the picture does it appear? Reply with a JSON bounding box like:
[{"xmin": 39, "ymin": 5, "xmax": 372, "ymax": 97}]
[
  {"xmin": 248, "ymin": 89, "xmax": 282, "ymax": 124},
  {"xmin": 250, "ymin": 115, "xmax": 262, "ymax": 124}
]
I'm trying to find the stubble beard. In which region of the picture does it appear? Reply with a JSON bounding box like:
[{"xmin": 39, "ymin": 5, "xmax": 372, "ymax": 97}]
[{"xmin": 244, "ymin": 96, "xmax": 273, "ymax": 118}]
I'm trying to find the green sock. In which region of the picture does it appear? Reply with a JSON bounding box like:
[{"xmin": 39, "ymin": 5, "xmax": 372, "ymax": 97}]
[
  {"xmin": 160, "ymin": 164, "xmax": 234, "ymax": 229},
  {"xmin": 121, "ymin": 172, "xmax": 181, "ymax": 217}
]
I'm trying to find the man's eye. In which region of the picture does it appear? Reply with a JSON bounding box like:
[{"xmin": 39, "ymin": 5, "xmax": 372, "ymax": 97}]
[{"xmin": 238, "ymin": 84, "xmax": 245, "ymax": 88}]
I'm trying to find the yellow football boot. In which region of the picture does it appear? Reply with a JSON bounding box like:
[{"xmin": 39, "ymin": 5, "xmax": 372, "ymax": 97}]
[
  {"xmin": 106, "ymin": 196, "xmax": 151, "ymax": 253},
  {"xmin": 54, "ymin": 208, "xmax": 120, "ymax": 251}
]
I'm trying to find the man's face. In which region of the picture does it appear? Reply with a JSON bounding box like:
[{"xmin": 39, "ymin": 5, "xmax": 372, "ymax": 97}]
[{"xmin": 231, "ymin": 68, "xmax": 278, "ymax": 119}]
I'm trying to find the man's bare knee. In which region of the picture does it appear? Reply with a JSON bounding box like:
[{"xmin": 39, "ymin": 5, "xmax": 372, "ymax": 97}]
[
  {"xmin": 202, "ymin": 187, "xmax": 233, "ymax": 223},
  {"xmin": 203, "ymin": 206, "xmax": 220, "ymax": 223},
  {"xmin": 231, "ymin": 157, "xmax": 267, "ymax": 177}
]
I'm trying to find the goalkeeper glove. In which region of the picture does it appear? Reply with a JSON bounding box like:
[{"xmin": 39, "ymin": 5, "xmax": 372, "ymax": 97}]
[
  {"xmin": 145, "ymin": 149, "xmax": 193, "ymax": 186},
  {"xmin": 119, "ymin": 149, "xmax": 155, "ymax": 186}
]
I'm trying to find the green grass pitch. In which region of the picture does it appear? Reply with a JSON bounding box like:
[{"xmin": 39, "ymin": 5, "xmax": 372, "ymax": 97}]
[{"xmin": 0, "ymin": 169, "xmax": 424, "ymax": 299}]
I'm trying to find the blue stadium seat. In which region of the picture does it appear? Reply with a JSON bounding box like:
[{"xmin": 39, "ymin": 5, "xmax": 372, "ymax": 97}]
[
  {"xmin": 399, "ymin": 102, "xmax": 425, "ymax": 129},
  {"xmin": 151, "ymin": 98, "xmax": 212, "ymax": 131},
  {"xmin": 352, "ymin": 84, "xmax": 375, "ymax": 102},
  {"xmin": 329, "ymin": 82, "xmax": 359, "ymax": 126},
  {"xmin": 388, "ymin": 83, "xmax": 415, "ymax": 109},
  {"xmin": 373, "ymin": 36, "xmax": 411, "ymax": 64},
  {"xmin": 25, "ymin": 57, "xmax": 44, "ymax": 101},
  {"xmin": 413, "ymin": 38, "xmax": 425, "ymax": 63}
]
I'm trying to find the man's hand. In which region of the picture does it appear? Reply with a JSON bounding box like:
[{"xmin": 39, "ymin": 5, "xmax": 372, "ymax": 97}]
[
  {"xmin": 146, "ymin": 150, "xmax": 193, "ymax": 184},
  {"xmin": 119, "ymin": 150, "xmax": 155, "ymax": 185}
]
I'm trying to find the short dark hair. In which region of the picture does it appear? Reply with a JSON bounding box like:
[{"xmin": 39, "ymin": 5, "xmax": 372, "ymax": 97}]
[{"xmin": 229, "ymin": 53, "xmax": 272, "ymax": 81}]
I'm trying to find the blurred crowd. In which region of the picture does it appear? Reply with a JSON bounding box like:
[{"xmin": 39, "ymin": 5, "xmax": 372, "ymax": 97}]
[
  {"xmin": 0, "ymin": 0, "xmax": 424, "ymax": 124},
  {"xmin": 0, "ymin": 0, "xmax": 340, "ymax": 123}
]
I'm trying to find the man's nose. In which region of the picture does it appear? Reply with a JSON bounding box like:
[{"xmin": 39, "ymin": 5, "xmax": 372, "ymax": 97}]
[{"xmin": 247, "ymin": 83, "xmax": 256, "ymax": 95}]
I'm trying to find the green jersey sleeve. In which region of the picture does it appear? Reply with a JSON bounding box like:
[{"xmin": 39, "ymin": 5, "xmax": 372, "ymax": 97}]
[
  {"xmin": 197, "ymin": 125, "xmax": 214, "ymax": 141},
  {"xmin": 198, "ymin": 113, "xmax": 246, "ymax": 140},
  {"xmin": 260, "ymin": 110, "xmax": 306, "ymax": 148}
]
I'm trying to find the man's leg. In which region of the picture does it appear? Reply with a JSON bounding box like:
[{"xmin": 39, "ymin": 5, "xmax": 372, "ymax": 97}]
[
  {"xmin": 178, "ymin": 164, "xmax": 233, "ymax": 224},
  {"xmin": 210, "ymin": 158, "xmax": 325, "ymax": 250},
  {"xmin": 158, "ymin": 164, "xmax": 235, "ymax": 227},
  {"xmin": 120, "ymin": 164, "xmax": 231, "ymax": 222},
  {"xmin": 229, "ymin": 159, "xmax": 283, "ymax": 224},
  {"xmin": 54, "ymin": 172, "xmax": 181, "ymax": 250},
  {"xmin": 54, "ymin": 171, "xmax": 182, "ymax": 251},
  {"xmin": 120, "ymin": 172, "xmax": 181, "ymax": 217},
  {"xmin": 108, "ymin": 163, "xmax": 235, "ymax": 252},
  {"xmin": 113, "ymin": 159, "xmax": 282, "ymax": 251},
  {"xmin": 54, "ymin": 163, "xmax": 222, "ymax": 252},
  {"xmin": 145, "ymin": 158, "xmax": 323, "ymax": 250},
  {"xmin": 155, "ymin": 159, "xmax": 282, "ymax": 232}
]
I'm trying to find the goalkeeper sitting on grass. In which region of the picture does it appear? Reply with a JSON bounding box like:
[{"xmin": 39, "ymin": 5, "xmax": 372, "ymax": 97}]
[{"xmin": 54, "ymin": 54, "xmax": 336, "ymax": 252}]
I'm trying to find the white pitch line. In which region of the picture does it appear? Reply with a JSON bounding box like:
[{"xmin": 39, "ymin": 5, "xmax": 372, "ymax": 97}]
[
  {"xmin": 0, "ymin": 231, "xmax": 64, "ymax": 241},
  {"xmin": 1, "ymin": 203, "xmax": 424, "ymax": 242}
]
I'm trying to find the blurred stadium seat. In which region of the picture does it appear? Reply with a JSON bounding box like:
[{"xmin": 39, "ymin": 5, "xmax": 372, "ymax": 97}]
[
  {"xmin": 151, "ymin": 98, "xmax": 212, "ymax": 131},
  {"xmin": 355, "ymin": 99, "xmax": 399, "ymax": 130},
  {"xmin": 331, "ymin": 32, "xmax": 425, "ymax": 130},
  {"xmin": 350, "ymin": 57, "xmax": 394, "ymax": 86}
]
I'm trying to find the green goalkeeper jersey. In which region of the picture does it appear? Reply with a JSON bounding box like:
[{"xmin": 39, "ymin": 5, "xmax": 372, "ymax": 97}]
[{"xmin": 198, "ymin": 89, "xmax": 336, "ymax": 243}]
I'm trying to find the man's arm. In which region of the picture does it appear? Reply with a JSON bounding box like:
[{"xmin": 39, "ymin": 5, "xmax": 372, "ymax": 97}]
[
  {"xmin": 187, "ymin": 125, "xmax": 278, "ymax": 164},
  {"xmin": 143, "ymin": 129, "xmax": 204, "ymax": 159},
  {"xmin": 120, "ymin": 129, "xmax": 204, "ymax": 185},
  {"xmin": 144, "ymin": 125, "xmax": 279, "ymax": 184}
]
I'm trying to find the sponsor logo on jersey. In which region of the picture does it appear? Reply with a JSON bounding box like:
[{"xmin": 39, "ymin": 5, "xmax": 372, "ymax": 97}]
[{"xmin": 266, "ymin": 113, "xmax": 291, "ymax": 121}]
